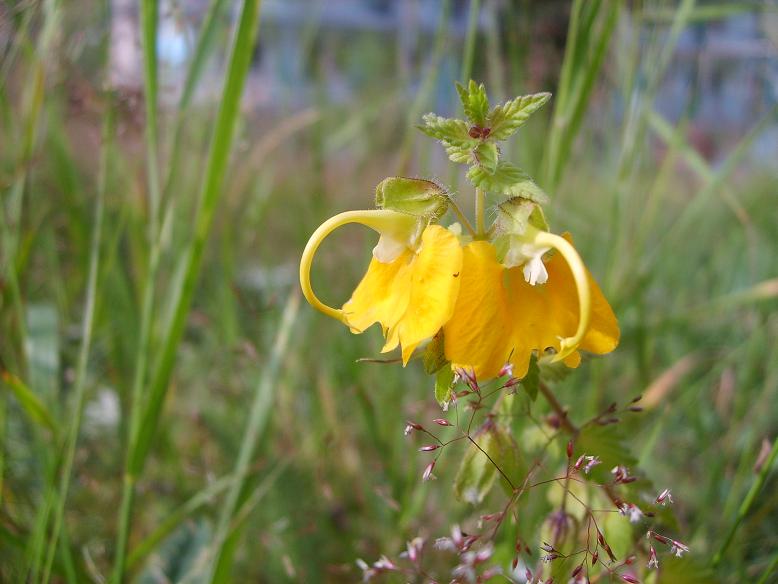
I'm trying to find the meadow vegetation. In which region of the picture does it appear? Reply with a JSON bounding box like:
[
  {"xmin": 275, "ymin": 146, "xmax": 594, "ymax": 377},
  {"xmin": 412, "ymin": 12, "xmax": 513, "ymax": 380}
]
[{"xmin": 0, "ymin": 1, "xmax": 776, "ymax": 582}]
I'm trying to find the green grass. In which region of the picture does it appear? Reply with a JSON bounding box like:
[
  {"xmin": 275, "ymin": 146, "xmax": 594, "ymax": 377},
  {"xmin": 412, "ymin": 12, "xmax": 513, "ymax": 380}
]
[{"xmin": 1, "ymin": 0, "xmax": 777, "ymax": 582}]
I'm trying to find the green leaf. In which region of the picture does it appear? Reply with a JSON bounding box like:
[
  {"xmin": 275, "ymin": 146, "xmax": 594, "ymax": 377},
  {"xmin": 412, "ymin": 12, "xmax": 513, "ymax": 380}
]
[
  {"xmin": 454, "ymin": 423, "xmax": 522, "ymax": 503},
  {"xmin": 418, "ymin": 114, "xmax": 475, "ymax": 147},
  {"xmin": 435, "ymin": 367, "xmax": 454, "ymax": 405},
  {"xmin": 444, "ymin": 142, "xmax": 473, "ymax": 164},
  {"xmin": 375, "ymin": 177, "xmax": 449, "ymax": 221},
  {"xmin": 487, "ymin": 92, "xmax": 552, "ymax": 141},
  {"xmin": 472, "ymin": 142, "xmax": 498, "ymax": 173},
  {"xmin": 455, "ymin": 430, "xmax": 498, "ymax": 504},
  {"xmin": 521, "ymin": 354, "xmax": 540, "ymax": 401},
  {"xmin": 467, "ymin": 161, "xmax": 549, "ymax": 203},
  {"xmin": 456, "ymin": 80, "xmax": 490, "ymax": 127},
  {"xmin": 423, "ymin": 332, "xmax": 447, "ymax": 375}
]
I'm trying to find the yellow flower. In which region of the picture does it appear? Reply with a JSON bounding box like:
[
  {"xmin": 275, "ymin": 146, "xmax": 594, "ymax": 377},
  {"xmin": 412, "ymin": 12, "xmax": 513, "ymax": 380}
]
[
  {"xmin": 299, "ymin": 210, "xmax": 463, "ymax": 364},
  {"xmin": 444, "ymin": 230, "xmax": 619, "ymax": 380},
  {"xmin": 300, "ymin": 204, "xmax": 619, "ymax": 382}
]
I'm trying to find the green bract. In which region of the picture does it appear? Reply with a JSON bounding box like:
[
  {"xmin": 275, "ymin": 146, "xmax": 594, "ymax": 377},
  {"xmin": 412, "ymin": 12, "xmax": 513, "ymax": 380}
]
[{"xmin": 375, "ymin": 177, "xmax": 449, "ymax": 222}]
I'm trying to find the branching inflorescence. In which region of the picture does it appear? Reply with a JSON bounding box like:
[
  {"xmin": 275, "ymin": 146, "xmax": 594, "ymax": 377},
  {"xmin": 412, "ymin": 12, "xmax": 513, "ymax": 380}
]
[{"xmin": 299, "ymin": 82, "xmax": 687, "ymax": 583}]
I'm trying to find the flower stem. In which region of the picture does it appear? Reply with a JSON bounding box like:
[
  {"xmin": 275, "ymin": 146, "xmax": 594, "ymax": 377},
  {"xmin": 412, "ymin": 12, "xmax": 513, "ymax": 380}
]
[
  {"xmin": 539, "ymin": 382, "xmax": 578, "ymax": 435},
  {"xmin": 475, "ymin": 187, "xmax": 485, "ymax": 237},
  {"xmin": 448, "ymin": 198, "xmax": 476, "ymax": 237}
]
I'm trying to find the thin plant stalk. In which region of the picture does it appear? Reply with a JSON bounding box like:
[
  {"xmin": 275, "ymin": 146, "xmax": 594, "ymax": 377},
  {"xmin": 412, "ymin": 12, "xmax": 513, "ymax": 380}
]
[
  {"xmin": 474, "ymin": 187, "xmax": 485, "ymax": 237},
  {"xmin": 111, "ymin": 0, "xmax": 162, "ymax": 579},
  {"xmin": 713, "ymin": 436, "xmax": 778, "ymax": 567},
  {"xmin": 40, "ymin": 101, "xmax": 111, "ymax": 584},
  {"xmin": 206, "ymin": 293, "xmax": 300, "ymax": 583}
]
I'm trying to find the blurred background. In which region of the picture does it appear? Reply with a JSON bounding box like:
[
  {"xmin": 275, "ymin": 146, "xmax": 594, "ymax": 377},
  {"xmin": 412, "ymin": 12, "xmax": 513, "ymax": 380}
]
[{"xmin": 1, "ymin": 0, "xmax": 777, "ymax": 582}]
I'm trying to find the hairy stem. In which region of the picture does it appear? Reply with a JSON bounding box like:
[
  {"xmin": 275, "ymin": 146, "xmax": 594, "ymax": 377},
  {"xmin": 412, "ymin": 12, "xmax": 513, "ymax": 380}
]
[{"xmin": 475, "ymin": 187, "xmax": 485, "ymax": 236}]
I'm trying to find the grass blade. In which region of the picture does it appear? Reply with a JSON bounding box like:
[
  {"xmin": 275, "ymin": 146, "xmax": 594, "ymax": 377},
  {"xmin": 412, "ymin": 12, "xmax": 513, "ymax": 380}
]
[
  {"xmin": 0, "ymin": 370, "xmax": 57, "ymax": 432},
  {"xmin": 112, "ymin": 0, "xmax": 162, "ymax": 579},
  {"xmin": 713, "ymin": 437, "xmax": 778, "ymax": 567}
]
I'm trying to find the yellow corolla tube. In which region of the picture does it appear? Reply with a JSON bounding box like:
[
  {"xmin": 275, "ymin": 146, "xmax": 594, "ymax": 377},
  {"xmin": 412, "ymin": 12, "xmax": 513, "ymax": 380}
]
[
  {"xmin": 526, "ymin": 229, "xmax": 591, "ymax": 362},
  {"xmin": 300, "ymin": 209, "xmax": 463, "ymax": 363},
  {"xmin": 299, "ymin": 209, "xmax": 419, "ymax": 324}
]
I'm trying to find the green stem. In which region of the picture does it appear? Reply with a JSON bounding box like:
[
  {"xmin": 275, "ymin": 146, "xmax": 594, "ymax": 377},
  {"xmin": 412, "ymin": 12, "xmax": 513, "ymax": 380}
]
[
  {"xmin": 40, "ymin": 81, "xmax": 111, "ymax": 584},
  {"xmin": 111, "ymin": 0, "xmax": 160, "ymax": 580},
  {"xmin": 474, "ymin": 187, "xmax": 485, "ymax": 237},
  {"xmin": 206, "ymin": 294, "xmax": 299, "ymax": 583},
  {"xmin": 713, "ymin": 436, "xmax": 778, "ymax": 567},
  {"xmin": 756, "ymin": 552, "xmax": 778, "ymax": 584}
]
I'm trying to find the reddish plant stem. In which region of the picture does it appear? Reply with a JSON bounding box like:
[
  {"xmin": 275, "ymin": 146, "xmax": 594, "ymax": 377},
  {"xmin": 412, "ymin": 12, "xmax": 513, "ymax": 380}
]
[{"xmin": 539, "ymin": 381, "xmax": 578, "ymax": 435}]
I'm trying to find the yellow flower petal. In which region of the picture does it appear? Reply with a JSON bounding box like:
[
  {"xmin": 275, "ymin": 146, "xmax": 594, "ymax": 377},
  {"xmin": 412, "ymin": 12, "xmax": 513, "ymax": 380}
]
[
  {"xmin": 444, "ymin": 234, "xmax": 619, "ymax": 381},
  {"xmin": 343, "ymin": 224, "xmax": 462, "ymax": 364},
  {"xmin": 386, "ymin": 225, "xmax": 463, "ymax": 363},
  {"xmin": 342, "ymin": 249, "xmax": 414, "ymax": 335},
  {"xmin": 444, "ymin": 241, "xmax": 514, "ymax": 380}
]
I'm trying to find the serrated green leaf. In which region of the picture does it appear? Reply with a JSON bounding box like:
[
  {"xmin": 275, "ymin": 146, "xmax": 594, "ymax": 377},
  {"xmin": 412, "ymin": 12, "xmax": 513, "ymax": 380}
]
[
  {"xmin": 456, "ymin": 80, "xmax": 490, "ymax": 127},
  {"xmin": 487, "ymin": 92, "xmax": 551, "ymax": 141},
  {"xmin": 435, "ymin": 367, "xmax": 454, "ymax": 405},
  {"xmin": 467, "ymin": 161, "xmax": 549, "ymax": 203},
  {"xmin": 472, "ymin": 142, "xmax": 498, "ymax": 173},
  {"xmin": 444, "ymin": 142, "xmax": 474, "ymax": 164},
  {"xmin": 423, "ymin": 332, "xmax": 447, "ymax": 375},
  {"xmin": 521, "ymin": 354, "xmax": 540, "ymax": 401},
  {"xmin": 418, "ymin": 114, "xmax": 475, "ymax": 147}
]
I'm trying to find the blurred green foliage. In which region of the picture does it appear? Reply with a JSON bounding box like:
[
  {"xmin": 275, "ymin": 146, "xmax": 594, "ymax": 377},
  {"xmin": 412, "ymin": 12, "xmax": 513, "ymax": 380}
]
[{"xmin": 0, "ymin": 0, "xmax": 776, "ymax": 582}]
